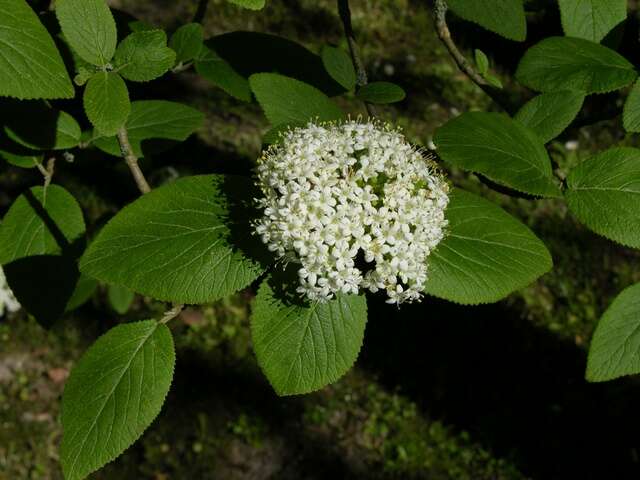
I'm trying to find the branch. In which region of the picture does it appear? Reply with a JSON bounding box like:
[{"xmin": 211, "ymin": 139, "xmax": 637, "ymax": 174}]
[
  {"xmin": 433, "ymin": 0, "xmax": 514, "ymax": 114},
  {"xmin": 116, "ymin": 127, "xmax": 151, "ymax": 194},
  {"xmin": 337, "ymin": 0, "xmax": 377, "ymax": 117},
  {"xmin": 160, "ymin": 304, "xmax": 185, "ymax": 324},
  {"xmin": 193, "ymin": 0, "xmax": 209, "ymax": 24}
]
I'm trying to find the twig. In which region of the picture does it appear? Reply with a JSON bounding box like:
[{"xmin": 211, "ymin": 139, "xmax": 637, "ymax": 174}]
[
  {"xmin": 160, "ymin": 304, "xmax": 184, "ymax": 324},
  {"xmin": 172, "ymin": 61, "xmax": 194, "ymax": 74},
  {"xmin": 433, "ymin": 0, "xmax": 514, "ymax": 114},
  {"xmin": 116, "ymin": 127, "xmax": 151, "ymax": 194},
  {"xmin": 193, "ymin": 0, "xmax": 209, "ymax": 24},
  {"xmin": 34, "ymin": 156, "xmax": 55, "ymax": 203},
  {"xmin": 337, "ymin": 0, "xmax": 377, "ymax": 117}
]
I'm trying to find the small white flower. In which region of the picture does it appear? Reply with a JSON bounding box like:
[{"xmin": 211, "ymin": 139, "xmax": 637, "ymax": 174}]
[
  {"xmin": 253, "ymin": 119, "xmax": 450, "ymax": 304},
  {"xmin": 0, "ymin": 266, "xmax": 20, "ymax": 316}
]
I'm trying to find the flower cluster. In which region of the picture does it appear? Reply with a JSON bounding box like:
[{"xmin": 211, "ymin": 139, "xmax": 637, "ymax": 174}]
[
  {"xmin": 0, "ymin": 266, "xmax": 20, "ymax": 316},
  {"xmin": 254, "ymin": 120, "xmax": 449, "ymax": 304}
]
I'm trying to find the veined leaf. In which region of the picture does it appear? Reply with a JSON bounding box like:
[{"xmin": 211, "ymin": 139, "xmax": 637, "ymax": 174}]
[
  {"xmin": 80, "ymin": 175, "xmax": 266, "ymax": 304},
  {"xmin": 249, "ymin": 73, "xmax": 344, "ymax": 126},
  {"xmin": 252, "ymin": 276, "xmax": 367, "ymax": 395},
  {"xmin": 356, "ymin": 82, "xmax": 406, "ymax": 104},
  {"xmin": 195, "ymin": 46, "xmax": 252, "ymax": 102},
  {"xmin": 61, "ymin": 320, "xmax": 175, "ymax": 480},
  {"xmin": 83, "ymin": 72, "xmax": 130, "ymax": 136},
  {"xmin": 623, "ymin": 80, "xmax": 640, "ymax": 133},
  {"xmin": 587, "ymin": 283, "xmax": 640, "ymax": 382},
  {"xmin": 0, "ymin": 185, "xmax": 85, "ymax": 264},
  {"xmin": 565, "ymin": 147, "xmax": 640, "ymax": 248},
  {"xmin": 92, "ymin": 100, "xmax": 204, "ymax": 157},
  {"xmin": 558, "ymin": 0, "xmax": 627, "ymax": 43},
  {"xmin": 433, "ymin": 112, "xmax": 561, "ymax": 197},
  {"xmin": 424, "ymin": 189, "xmax": 552, "ymax": 304},
  {"xmin": 516, "ymin": 37, "xmax": 636, "ymax": 94},
  {"xmin": 108, "ymin": 284, "xmax": 135, "ymax": 314},
  {"xmin": 56, "ymin": 0, "xmax": 117, "ymax": 66},
  {"xmin": 515, "ymin": 91, "xmax": 585, "ymax": 143},
  {"xmin": 321, "ymin": 45, "xmax": 356, "ymax": 91},
  {"xmin": 0, "ymin": 0, "xmax": 74, "ymax": 99},
  {"xmin": 446, "ymin": 0, "xmax": 526, "ymax": 41},
  {"xmin": 114, "ymin": 30, "xmax": 176, "ymax": 82},
  {"xmin": 169, "ymin": 23, "xmax": 204, "ymax": 64}
]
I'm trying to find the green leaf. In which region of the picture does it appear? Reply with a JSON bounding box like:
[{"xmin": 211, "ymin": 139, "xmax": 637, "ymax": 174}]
[
  {"xmin": 424, "ymin": 189, "xmax": 552, "ymax": 304},
  {"xmin": 0, "ymin": 185, "xmax": 85, "ymax": 264},
  {"xmin": 169, "ymin": 23, "xmax": 204, "ymax": 64},
  {"xmin": 60, "ymin": 320, "xmax": 175, "ymax": 480},
  {"xmin": 433, "ymin": 112, "xmax": 561, "ymax": 197},
  {"xmin": 474, "ymin": 49, "xmax": 489, "ymax": 75},
  {"xmin": 446, "ymin": 0, "xmax": 526, "ymax": 41},
  {"xmin": 114, "ymin": 30, "xmax": 176, "ymax": 82},
  {"xmin": 514, "ymin": 91, "xmax": 585, "ymax": 143},
  {"xmin": 515, "ymin": 37, "xmax": 637, "ymax": 94},
  {"xmin": 251, "ymin": 276, "xmax": 367, "ymax": 396},
  {"xmin": 623, "ymin": 80, "xmax": 640, "ymax": 133},
  {"xmin": 56, "ymin": 0, "xmax": 117, "ymax": 66},
  {"xmin": 0, "ymin": 185, "xmax": 86, "ymax": 326},
  {"xmin": 80, "ymin": 175, "xmax": 266, "ymax": 304},
  {"xmin": 586, "ymin": 283, "xmax": 640, "ymax": 381},
  {"xmin": 356, "ymin": 81, "xmax": 406, "ymax": 104},
  {"xmin": 83, "ymin": 72, "xmax": 131, "ymax": 136},
  {"xmin": 66, "ymin": 274, "xmax": 98, "ymax": 311},
  {"xmin": 249, "ymin": 73, "xmax": 344, "ymax": 126},
  {"xmin": 0, "ymin": 149, "xmax": 41, "ymax": 168},
  {"xmin": 4, "ymin": 103, "xmax": 81, "ymax": 151},
  {"xmin": 108, "ymin": 284, "xmax": 135, "ymax": 314},
  {"xmin": 227, "ymin": 0, "xmax": 265, "ymax": 9},
  {"xmin": 321, "ymin": 45, "xmax": 356, "ymax": 91},
  {"xmin": 194, "ymin": 46, "xmax": 252, "ymax": 102},
  {"xmin": 484, "ymin": 73, "xmax": 503, "ymax": 89},
  {"xmin": 558, "ymin": 0, "xmax": 627, "ymax": 43},
  {"xmin": 0, "ymin": 0, "xmax": 74, "ymax": 99},
  {"xmin": 565, "ymin": 147, "xmax": 640, "ymax": 248},
  {"xmin": 92, "ymin": 100, "xmax": 204, "ymax": 157}
]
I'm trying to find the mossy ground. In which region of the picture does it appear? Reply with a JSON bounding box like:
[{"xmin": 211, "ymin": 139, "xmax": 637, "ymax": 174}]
[{"xmin": 3, "ymin": 0, "xmax": 640, "ymax": 478}]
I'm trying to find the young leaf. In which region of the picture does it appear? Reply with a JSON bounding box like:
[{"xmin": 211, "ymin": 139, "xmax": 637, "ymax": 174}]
[
  {"xmin": 249, "ymin": 73, "xmax": 344, "ymax": 126},
  {"xmin": 227, "ymin": 0, "xmax": 266, "ymax": 9},
  {"xmin": 92, "ymin": 100, "xmax": 204, "ymax": 157},
  {"xmin": 251, "ymin": 277, "xmax": 367, "ymax": 396},
  {"xmin": 321, "ymin": 45, "xmax": 357, "ymax": 91},
  {"xmin": 169, "ymin": 23, "xmax": 204, "ymax": 64},
  {"xmin": 423, "ymin": 189, "xmax": 552, "ymax": 304},
  {"xmin": 194, "ymin": 46, "xmax": 252, "ymax": 102},
  {"xmin": 80, "ymin": 175, "xmax": 266, "ymax": 304},
  {"xmin": 356, "ymin": 82, "xmax": 406, "ymax": 104},
  {"xmin": 514, "ymin": 91, "xmax": 585, "ymax": 143},
  {"xmin": 0, "ymin": 185, "xmax": 85, "ymax": 264},
  {"xmin": 565, "ymin": 147, "xmax": 640, "ymax": 248},
  {"xmin": 83, "ymin": 72, "xmax": 131, "ymax": 136},
  {"xmin": 0, "ymin": 0, "xmax": 74, "ymax": 99},
  {"xmin": 474, "ymin": 49, "xmax": 489, "ymax": 75},
  {"xmin": 446, "ymin": 0, "xmax": 526, "ymax": 41},
  {"xmin": 586, "ymin": 283, "xmax": 640, "ymax": 382},
  {"xmin": 55, "ymin": 0, "xmax": 117, "ymax": 67},
  {"xmin": 114, "ymin": 30, "xmax": 176, "ymax": 82},
  {"xmin": 108, "ymin": 284, "xmax": 135, "ymax": 314},
  {"xmin": 433, "ymin": 112, "xmax": 561, "ymax": 197},
  {"xmin": 61, "ymin": 320, "xmax": 175, "ymax": 480},
  {"xmin": 0, "ymin": 149, "xmax": 41, "ymax": 169},
  {"xmin": 623, "ymin": 80, "xmax": 640, "ymax": 133},
  {"xmin": 558, "ymin": 0, "xmax": 627, "ymax": 43},
  {"xmin": 515, "ymin": 37, "xmax": 637, "ymax": 94}
]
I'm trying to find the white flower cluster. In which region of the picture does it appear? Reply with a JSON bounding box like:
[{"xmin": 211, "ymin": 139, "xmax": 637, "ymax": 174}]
[
  {"xmin": 0, "ymin": 266, "xmax": 20, "ymax": 316},
  {"xmin": 254, "ymin": 120, "xmax": 450, "ymax": 304}
]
